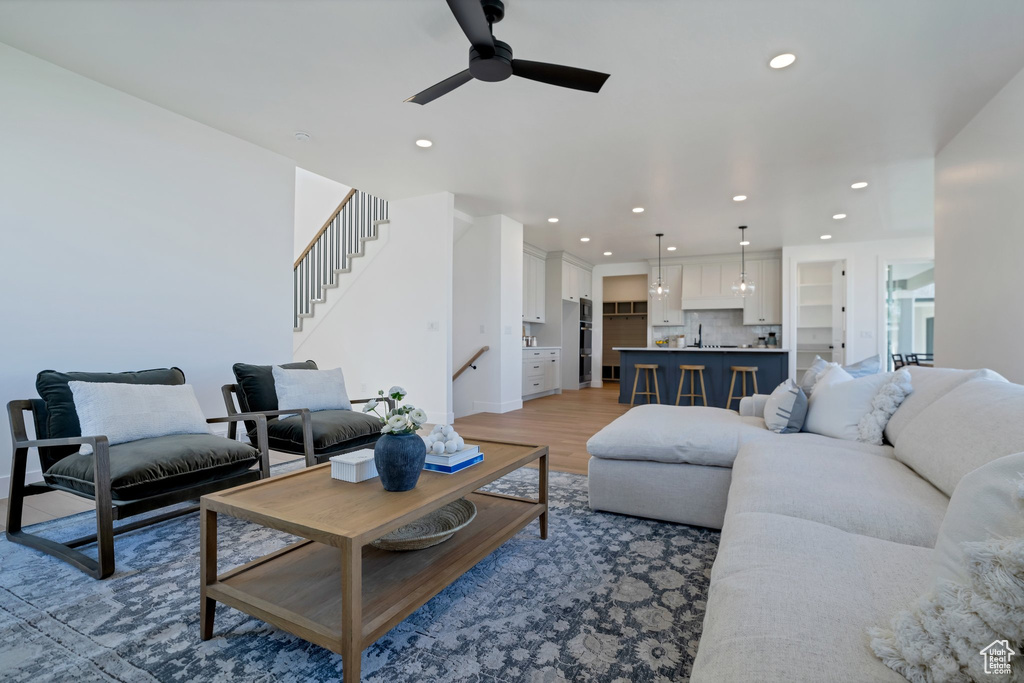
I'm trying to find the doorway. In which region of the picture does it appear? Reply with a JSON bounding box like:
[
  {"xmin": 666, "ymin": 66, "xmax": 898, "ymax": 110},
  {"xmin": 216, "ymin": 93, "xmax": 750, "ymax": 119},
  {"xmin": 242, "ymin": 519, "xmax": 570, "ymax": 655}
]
[
  {"xmin": 886, "ymin": 262, "xmax": 935, "ymax": 370},
  {"xmin": 795, "ymin": 260, "xmax": 847, "ymax": 377}
]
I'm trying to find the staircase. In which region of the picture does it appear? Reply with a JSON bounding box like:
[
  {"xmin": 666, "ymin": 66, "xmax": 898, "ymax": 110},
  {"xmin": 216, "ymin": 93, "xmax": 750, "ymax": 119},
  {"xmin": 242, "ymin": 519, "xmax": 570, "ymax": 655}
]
[{"xmin": 294, "ymin": 189, "xmax": 389, "ymax": 331}]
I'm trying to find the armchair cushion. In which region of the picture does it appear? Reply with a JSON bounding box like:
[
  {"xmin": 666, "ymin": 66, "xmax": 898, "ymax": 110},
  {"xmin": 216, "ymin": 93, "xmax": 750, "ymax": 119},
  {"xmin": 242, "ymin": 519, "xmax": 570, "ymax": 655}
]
[
  {"xmin": 268, "ymin": 409, "xmax": 382, "ymax": 455},
  {"xmin": 35, "ymin": 367, "xmax": 186, "ymax": 471},
  {"xmin": 43, "ymin": 433, "xmax": 259, "ymax": 501},
  {"xmin": 232, "ymin": 360, "xmax": 318, "ymax": 413}
]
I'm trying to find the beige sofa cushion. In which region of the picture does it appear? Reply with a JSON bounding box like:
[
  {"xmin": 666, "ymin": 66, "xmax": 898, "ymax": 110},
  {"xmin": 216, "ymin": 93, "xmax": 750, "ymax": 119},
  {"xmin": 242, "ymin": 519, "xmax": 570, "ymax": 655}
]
[
  {"xmin": 586, "ymin": 404, "xmax": 768, "ymax": 467},
  {"xmin": 884, "ymin": 367, "xmax": 1003, "ymax": 445},
  {"xmin": 895, "ymin": 377, "xmax": 1024, "ymax": 496},
  {"xmin": 691, "ymin": 512, "xmax": 931, "ymax": 683},
  {"xmin": 727, "ymin": 443, "xmax": 949, "ymax": 546}
]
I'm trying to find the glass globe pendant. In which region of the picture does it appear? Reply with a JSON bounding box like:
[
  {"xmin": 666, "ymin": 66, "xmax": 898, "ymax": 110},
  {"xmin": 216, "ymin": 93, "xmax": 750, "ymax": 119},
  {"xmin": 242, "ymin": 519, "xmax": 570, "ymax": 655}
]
[
  {"xmin": 731, "ymin": 225, "xmax": 756, "ymax": 298},
  {"xmin": 649, "ymin": 233, "xmax": 669, "ymax": 301}
]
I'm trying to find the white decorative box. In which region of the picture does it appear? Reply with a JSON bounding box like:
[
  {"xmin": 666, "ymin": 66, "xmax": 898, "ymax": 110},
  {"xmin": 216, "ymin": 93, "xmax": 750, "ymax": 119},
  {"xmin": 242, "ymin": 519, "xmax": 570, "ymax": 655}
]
[{"xmin": 329, "ymin": 449, "xmax": 378, "ymax": 483}]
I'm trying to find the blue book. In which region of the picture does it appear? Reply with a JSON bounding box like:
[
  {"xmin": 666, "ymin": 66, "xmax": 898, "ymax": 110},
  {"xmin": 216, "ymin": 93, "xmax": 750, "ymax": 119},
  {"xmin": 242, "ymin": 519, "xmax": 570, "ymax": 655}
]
[{"xmin": 423, "ymin": 453, "xmax": 483, "ymax": 474}]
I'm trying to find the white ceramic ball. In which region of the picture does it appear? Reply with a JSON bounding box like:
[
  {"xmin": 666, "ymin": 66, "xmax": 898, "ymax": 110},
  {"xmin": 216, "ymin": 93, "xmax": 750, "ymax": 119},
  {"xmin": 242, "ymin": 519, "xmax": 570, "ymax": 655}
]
[
  {"xmin": 444, "ymin": 440, "xmax": 457, "ymax": 454},
  {"xmin": 456, "ymin": 436, "xmax": 465, "ymax": 450},
  {"xmin": 431, "ymin": 441, "xmax": 445, "ymax": 455},
  {"xmin": 432, "ymin": 424, "xmax": 444, "ymax": 434}
]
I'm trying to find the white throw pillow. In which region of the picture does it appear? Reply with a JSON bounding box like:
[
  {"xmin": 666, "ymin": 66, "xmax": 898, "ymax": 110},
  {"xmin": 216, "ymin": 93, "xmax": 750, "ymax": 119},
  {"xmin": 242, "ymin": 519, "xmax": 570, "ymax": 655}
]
[
  {"xmin": 69, "ymin": 381, "xmax": 211, "ymax": 455},
  {"xmin": 763, "ymin": 380, "xmax": 808, "ymax": 434},
  {"xmin": 856, "ymin": 369, "xmax": 912, "ymax": 446},
  {"xmin": 798, "ymin": 356, "xmax": 831, "ymax": 395},
  {"xmin": 802, "ymin": 366, "xmax": 892, "ymax": 442},
  {"xmin": 869, "ymin": 452, "xmax": 1024, "ymax": 682},
  {"xmin": 273, "ymin": 366, "xmax": 352, "ymax": 412}
]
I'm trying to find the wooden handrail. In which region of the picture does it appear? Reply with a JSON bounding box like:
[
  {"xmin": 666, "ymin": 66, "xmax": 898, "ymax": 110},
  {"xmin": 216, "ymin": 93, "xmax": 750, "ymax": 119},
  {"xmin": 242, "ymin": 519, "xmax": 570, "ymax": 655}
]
[
  {"xmin": 453, "ymin": 346, "xmax": 490, "ymax": 381},
  {"xmin": 294, "ymin": 188, "xmax": 358, "ymax": 268}
]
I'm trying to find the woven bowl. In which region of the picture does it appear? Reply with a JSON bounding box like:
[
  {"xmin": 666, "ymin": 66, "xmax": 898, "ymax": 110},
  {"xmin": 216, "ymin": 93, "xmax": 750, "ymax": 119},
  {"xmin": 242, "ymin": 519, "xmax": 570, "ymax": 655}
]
[{"xmin": 370, "ymin": 498, "xmax": 477, "ymax": 551}]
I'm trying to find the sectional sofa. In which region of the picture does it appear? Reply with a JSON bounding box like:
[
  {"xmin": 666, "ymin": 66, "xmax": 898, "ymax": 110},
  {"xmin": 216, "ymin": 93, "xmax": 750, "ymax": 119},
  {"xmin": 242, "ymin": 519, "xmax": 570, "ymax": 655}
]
[{"xmin": 586, "ymin": 366, "xmax": 1024, "ymax": 681}]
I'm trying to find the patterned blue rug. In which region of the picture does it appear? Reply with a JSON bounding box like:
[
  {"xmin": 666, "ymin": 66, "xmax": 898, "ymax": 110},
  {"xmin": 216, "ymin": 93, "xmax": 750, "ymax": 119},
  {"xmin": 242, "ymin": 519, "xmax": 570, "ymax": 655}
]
[{"xmin": 0, "ymin": 466, "xmax": 718, "ymax": 682}]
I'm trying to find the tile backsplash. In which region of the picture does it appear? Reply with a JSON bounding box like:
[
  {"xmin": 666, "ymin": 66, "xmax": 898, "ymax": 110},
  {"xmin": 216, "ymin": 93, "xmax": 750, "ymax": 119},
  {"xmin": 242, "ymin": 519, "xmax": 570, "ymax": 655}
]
[{"xmin": 653, "ymin": 309, "xmax": 782, "ymax": 347}]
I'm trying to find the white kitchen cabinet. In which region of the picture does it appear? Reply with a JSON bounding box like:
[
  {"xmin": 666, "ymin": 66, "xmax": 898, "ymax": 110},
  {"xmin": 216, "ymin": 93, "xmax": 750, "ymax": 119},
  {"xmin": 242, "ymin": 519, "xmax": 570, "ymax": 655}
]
[
  {"xmin": 649, "ymin": 264, "xmax": 683, "ymax": 325},
  {"xmin": 561, "ymin": 260, "xmax": 592, "ymax": 301},
  {"xmin": 743, "ymin": 258, "xmax": 781, "ymax": 325},
  {"xmin": 522, "ymin": 252, "xmax": 546, "ymax": 323},
  {"xmin": 522, "ymin": 348, "xmax": 560, "ymax": 398}
]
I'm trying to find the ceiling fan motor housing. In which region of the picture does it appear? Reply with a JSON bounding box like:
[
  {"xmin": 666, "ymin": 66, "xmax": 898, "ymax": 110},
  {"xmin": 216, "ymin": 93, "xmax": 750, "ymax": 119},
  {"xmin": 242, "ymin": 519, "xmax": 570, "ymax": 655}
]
[{"xmin": 469, "ymin": 39, "xmax": 513, "ymax": 82}]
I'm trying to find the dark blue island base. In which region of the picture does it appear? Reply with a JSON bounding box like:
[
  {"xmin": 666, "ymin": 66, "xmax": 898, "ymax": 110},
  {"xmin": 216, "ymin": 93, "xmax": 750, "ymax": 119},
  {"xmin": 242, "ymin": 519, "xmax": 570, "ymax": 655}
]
[{"xmin": 616, "ymin": 349, "xmax": 790, "ymax": 409}]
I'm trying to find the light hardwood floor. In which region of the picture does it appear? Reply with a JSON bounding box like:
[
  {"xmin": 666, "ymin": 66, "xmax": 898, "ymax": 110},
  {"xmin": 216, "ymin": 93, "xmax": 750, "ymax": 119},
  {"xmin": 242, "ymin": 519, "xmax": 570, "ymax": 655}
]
[
  {"xmin": 0, "ymin": 386, "xmax": 627, "ymax": 530},
  {"xmin": 453, "ymin": 384, "xmax": 628, "ymax": 475}
]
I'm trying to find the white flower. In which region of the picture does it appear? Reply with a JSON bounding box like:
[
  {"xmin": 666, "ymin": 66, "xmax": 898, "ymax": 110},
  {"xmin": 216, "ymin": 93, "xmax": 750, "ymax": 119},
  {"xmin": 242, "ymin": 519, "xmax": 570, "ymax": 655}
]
[
  {"xmin": 409, "ymin": 408, "xmax": 428, "ymax": 424},
  {"xmin": 381, "ymin": 424, "xmax": 393, "ymax": 433},
  {"xmin": 361, "ymin": 399, "xmax": 378, "ymax": 412},
  {"xmin": 387, "ymin": 415, "xmax": 406, "ymax": 430},
  {"xmin": 388, "ymin": 385, "xmax": 406, "ymax": 399}
]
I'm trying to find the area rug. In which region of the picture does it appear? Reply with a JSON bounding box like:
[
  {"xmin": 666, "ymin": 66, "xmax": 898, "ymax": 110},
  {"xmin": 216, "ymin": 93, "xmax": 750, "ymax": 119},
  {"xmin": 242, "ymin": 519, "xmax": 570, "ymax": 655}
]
[{"xmin": 0, "ymin": 467, "xmax": 719, "ymax": 682}]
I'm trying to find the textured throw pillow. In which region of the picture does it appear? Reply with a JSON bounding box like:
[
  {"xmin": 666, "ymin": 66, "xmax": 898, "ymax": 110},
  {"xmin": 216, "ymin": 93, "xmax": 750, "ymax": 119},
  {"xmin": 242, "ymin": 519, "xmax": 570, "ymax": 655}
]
[
  {"xmin": 856, "ymin": 369, "xmax": 913, "ymax": 445},
  {"xmin": 802, "ymin": 366, "xmax": 893, "ymax": 441},
  {"xmin": 763, "ymin": 380, "xmax": 808, "ymax": 434},
  {"xmin": 273, "ymin": 366, "xmax": 352, "ymax": 412},
  {"xmin": 69, "ymin": 381, "xmax": 211, "ymax": 455},
  {"xmin": 869, "ymin": 452, "xmax": 1024, "ymax": 682}
]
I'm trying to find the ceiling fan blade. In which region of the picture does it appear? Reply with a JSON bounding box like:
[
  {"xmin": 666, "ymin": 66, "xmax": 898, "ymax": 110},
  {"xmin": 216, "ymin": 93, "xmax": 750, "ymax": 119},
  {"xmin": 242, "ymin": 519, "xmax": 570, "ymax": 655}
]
[
  {"xmin": 405, "ymin": 69, "xmax": 474, "ymax": 105},
  {"xmin": 511, "ymin": 59, "xmax": 610, "ymax": 93},
  {"xmin": 446, "ymin": 0, "xmax": 495, "ymax": 57}
]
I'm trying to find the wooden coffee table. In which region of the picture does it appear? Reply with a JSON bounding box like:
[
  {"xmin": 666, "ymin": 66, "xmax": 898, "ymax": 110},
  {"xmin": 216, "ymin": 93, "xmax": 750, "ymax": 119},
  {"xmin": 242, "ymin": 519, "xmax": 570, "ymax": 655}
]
[{"xmin": 199, "ymin": 438, "xmax": 548, "ymax": 682}]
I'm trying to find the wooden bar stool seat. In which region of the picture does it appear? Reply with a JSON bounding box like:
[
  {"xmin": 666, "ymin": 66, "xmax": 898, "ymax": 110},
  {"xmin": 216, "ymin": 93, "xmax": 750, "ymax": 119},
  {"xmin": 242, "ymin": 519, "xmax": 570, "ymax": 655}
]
[
  {"xmin": 675, "ymin": 364, "xmax": 708, "ymax": 406},
  {"xmin": 631, "ymin": 364, "xmax": 661, "ymax": 406},
  {"xmin": 726, "ymin": 366, "xmax": 759, "ymax": 411}
]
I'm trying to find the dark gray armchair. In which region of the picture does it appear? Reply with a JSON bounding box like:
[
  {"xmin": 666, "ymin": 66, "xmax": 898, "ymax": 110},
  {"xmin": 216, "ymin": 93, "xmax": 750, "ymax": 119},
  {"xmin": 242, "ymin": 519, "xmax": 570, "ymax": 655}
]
[
  {"xmin": 222, "ymin": 360, "xmax": 392, "ymax": 467},
  {"xmin": 6, "ymin": 367, "xmax": 271, "ymax": 579}
]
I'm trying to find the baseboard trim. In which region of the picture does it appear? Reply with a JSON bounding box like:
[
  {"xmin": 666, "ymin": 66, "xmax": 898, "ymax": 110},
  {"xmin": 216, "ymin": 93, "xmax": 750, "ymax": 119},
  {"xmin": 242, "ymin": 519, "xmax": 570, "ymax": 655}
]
[
  {"xmin": 0, "ymin": 469, "xmax": 44, "ymax": 494},
  {"xmin": 472, "ymin": 400, "xmax": 523, "ymax": 414}
]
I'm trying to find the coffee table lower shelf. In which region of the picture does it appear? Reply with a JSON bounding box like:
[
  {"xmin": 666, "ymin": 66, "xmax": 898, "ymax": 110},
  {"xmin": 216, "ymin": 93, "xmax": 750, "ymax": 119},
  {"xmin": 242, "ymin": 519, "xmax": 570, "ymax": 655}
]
[{"xmin": 204, "ymin": 491, "xmax": 543, "ymax": 655}]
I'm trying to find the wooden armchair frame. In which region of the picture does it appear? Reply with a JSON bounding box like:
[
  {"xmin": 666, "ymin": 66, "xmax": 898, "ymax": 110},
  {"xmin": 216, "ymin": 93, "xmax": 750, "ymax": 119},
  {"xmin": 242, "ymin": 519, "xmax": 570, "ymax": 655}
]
[
  {"xmin": 6, "ymin": 400, "xmax": 271, "ymax": 579},
  {"xmin": 221, "ymin": 384, "xmax": 393, "ymax": 467}
]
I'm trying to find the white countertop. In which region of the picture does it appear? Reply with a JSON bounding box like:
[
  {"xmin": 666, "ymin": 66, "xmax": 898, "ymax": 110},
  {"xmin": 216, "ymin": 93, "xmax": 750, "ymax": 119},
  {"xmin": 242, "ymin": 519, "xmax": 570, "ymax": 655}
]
[
  {"xmin": 523, "ymin": 346, "xmax": 561, "ymax": 350},
  {"xmin": 614, "ymin": 347, "xmax": 790, "ymax": 353}
]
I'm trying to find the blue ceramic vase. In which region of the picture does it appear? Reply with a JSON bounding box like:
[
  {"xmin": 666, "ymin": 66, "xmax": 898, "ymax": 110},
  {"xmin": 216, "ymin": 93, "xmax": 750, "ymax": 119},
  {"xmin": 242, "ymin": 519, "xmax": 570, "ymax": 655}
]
[{"xmin": 374, "ymin": 433, "xmax": 427, "ymax": 492}]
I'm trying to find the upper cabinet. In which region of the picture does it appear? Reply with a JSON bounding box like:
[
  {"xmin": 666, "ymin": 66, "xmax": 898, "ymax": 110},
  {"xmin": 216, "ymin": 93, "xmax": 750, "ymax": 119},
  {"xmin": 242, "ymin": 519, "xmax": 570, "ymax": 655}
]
[
  {"xmin": 522, "ymin": 251, "xmax": 546, "ymax": 323},
  {"xmin": 650, "ymin": 264, "xmax": 683, "ymax": 326},
  {"xmin": 742, "ymin": 258, "xmax": 781, "ymax": 325},
  {"xmin": 561, "ymin": 259, "xmax": 592, "ymax": 302}
]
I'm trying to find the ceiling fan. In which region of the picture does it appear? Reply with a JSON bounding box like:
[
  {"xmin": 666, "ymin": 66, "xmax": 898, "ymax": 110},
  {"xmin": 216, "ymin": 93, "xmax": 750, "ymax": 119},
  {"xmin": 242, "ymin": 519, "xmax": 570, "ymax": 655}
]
[{"xmin": 406, "ymin": 0, "xmax": 610, "ymax": 105}]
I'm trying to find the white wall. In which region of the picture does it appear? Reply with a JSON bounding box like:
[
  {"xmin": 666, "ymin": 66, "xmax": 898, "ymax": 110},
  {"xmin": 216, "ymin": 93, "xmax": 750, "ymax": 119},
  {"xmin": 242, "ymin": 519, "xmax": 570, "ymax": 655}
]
[
  {"xmin": 782, "ymin": 237, "xmax": 934, "ymax": 378},
  {"xmin": 293, "ymin": 192, "xmax": 455, "ymax": 422},
  {"xmin": 452, "ymin": 215, "xmax": 523, "ymax": 417},
  {"xmin": 294, "ymin": 167, "xmax": 351, "ymax": 260},
  {"xmin": 0, "ymin": 43, "xmax": 295, "ymax": 485},
  {"xmin": 935, "ymin": 66, "xmax": 1024, "ymax": 382},
  {"xmin": 590, "ymin": 262, "xmax": 650, "ymax": 387}
]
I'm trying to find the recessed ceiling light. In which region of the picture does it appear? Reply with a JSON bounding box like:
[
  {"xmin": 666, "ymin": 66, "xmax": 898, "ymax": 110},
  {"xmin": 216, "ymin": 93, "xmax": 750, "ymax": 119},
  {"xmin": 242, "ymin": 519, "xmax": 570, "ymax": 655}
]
[
  {"xmin": 547, "ymin": 217, "xmax": 559, "ymax": 223},
  {"xmin": 415, "ymin": 139, "xmax": 433, "ymax": 148},
  {"xmin": 769, "ymin": 53, "xmax": 796, "ymax": 69},
  {"xmin": 666, "ymin": 246, "xmax": 677, "ymax": 251},
  {"xmin": 739, "ymin": 240, "xmax": 750, "ymax": 246},
  {"xmin": 294, "ymin": 131, "xmax": 311, "ymax": 142},
  {"xmin": 603, "ymin": 251, "xmax": 613, "ymax": 256},
  {"xmin": 733, "ymin": 195, "xmax": 747, "ymax": 202},
  {"xmin": 851, "ymin": 182, "xmax": 868, "ymax": 189},
  {"xmin": 833, "ymin": 213, "xmax": 847, "ymax": 220},
  {"xmin": 820, "ymin": 234, "xmax": 832, "ymax": 240},
  {"xmin": 580, "ymin": 237, "xmax": 590, "ymax": 242},
  {"xmin": 632, "ymin": 207, "xmax": 645, "ymax": 213}
]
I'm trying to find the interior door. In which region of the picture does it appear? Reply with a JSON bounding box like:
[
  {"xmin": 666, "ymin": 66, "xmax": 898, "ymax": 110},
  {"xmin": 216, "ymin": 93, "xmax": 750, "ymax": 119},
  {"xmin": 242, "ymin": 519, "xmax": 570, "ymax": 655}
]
[{"xmin": 831, "ymin": 261, "xmax": 847, "ymax": 365}]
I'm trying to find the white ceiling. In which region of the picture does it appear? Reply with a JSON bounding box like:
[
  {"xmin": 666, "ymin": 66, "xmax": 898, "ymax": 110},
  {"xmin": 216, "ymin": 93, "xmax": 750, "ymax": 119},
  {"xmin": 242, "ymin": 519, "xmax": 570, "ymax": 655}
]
[{"xmin": 2, "ymin": 0, "xmax": 1023, "ymax": 261}]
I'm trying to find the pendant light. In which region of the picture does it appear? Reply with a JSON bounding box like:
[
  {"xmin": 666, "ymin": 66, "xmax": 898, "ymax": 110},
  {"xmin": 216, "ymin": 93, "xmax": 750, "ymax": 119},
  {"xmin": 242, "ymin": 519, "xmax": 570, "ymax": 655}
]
[
  {"xmin": 731, "ymin": 225, "xmax": 756, "ymax": 298},
  {"xmin": 649, "ymin": 233, "xmax": 669, "ymax": 301}
]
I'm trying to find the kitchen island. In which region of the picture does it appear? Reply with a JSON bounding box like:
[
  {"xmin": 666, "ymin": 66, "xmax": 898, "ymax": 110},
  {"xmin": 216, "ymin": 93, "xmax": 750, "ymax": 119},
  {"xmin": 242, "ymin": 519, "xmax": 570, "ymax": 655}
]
[{"xmin": 614, "ymin": 347, "xmax": 790, "ymax": 408}]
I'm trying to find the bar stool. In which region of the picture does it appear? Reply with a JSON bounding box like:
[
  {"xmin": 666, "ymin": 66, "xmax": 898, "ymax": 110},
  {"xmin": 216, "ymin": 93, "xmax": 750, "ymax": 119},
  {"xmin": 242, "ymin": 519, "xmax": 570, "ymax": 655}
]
[
  {"xmin": 675, "ymin": 365, "xmax": 708, "ymax": 406},
  {"xmin": 726, "ymin": 366, "xmax": 759, "ymax": 411},
  {"xmin": 630, "ymin": 364, "xmax": 661, "ymax": 406}
]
